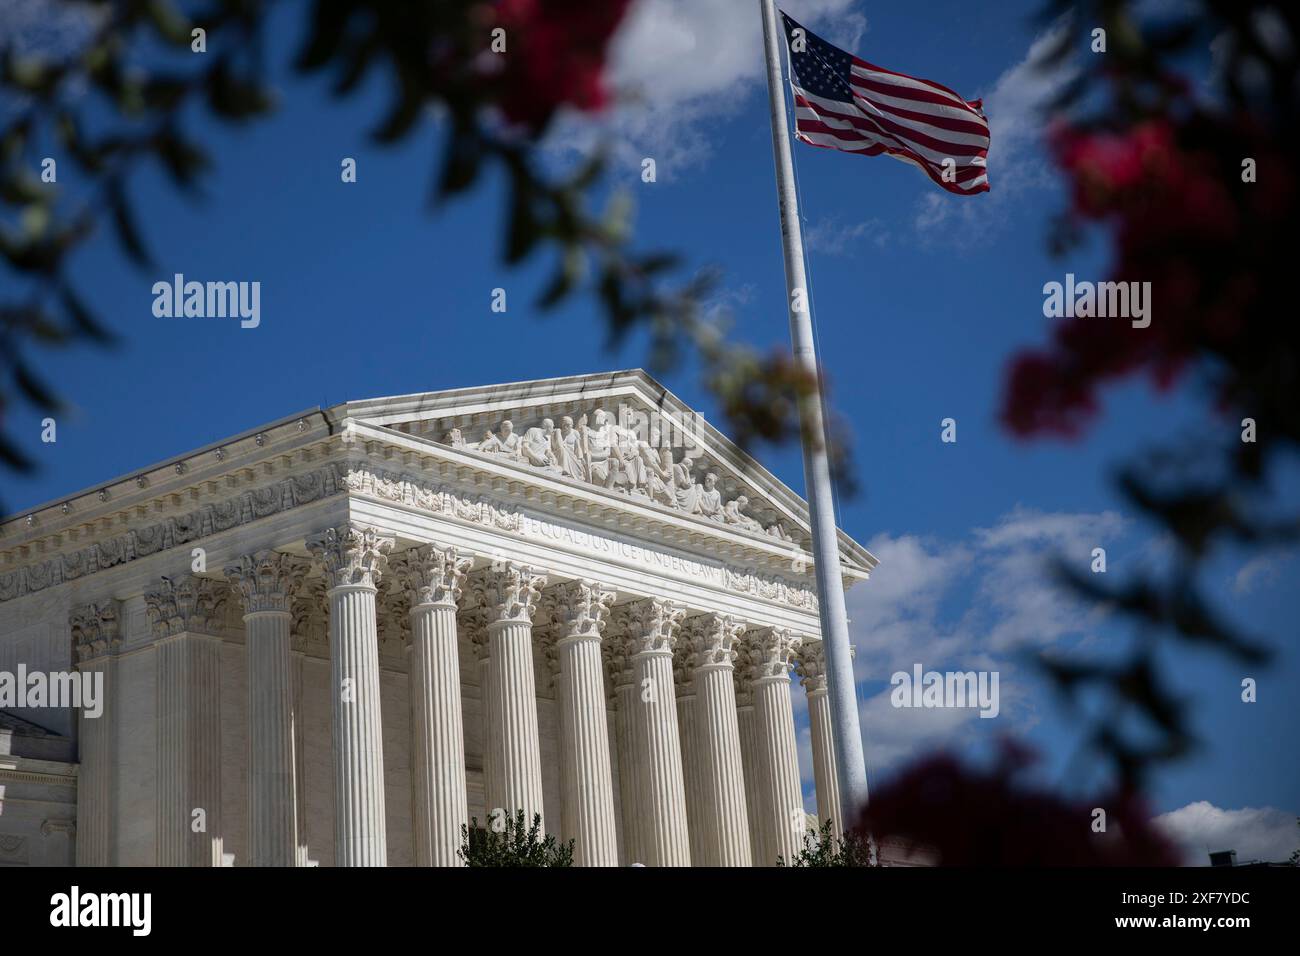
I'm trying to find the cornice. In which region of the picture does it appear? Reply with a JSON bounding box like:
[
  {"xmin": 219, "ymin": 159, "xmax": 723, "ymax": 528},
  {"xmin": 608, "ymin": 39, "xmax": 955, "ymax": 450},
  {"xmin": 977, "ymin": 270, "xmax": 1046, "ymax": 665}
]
[{"xmin": 0, "ymin": 420, "xmax": 830, "ymax": 615}]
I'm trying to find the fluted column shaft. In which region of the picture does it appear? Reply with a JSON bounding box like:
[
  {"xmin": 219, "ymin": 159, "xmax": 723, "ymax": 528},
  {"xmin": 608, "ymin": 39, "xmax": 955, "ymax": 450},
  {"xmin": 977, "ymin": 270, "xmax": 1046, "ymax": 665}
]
[
  {"xmin": 675, "ymin": 678, "xmax": 708, "ymax": 866},
  {"xmin": 398, "ymin": 543, "xmax": 472, "ymax": 867},
  {"xmin": 755, "ymin": 672, "xmax": 804, "ymax": 864},
  {"xmin": 797, "ymin": 641, "xmax": 846, "ymax": 837},
  {"xmin": 75, "ymin": 656, "xmax": 116, "ymax": 866},
  {"xmin": 155, "ymin": 632, "xmax": 224, "ymax": 866},
  {"xmin": 486, "ymin": 619, "xmax": 545, "ymax": 824},
  {"xmin": 71, "ymin": 602, "xmax": 120, "ymax": 867},
  {"xmin": 244, "ymin": 607, "xmax": 297, "ymax": 866},
  {"xmin": 694, "ymin": 662, "xmax": 752, "ymax": 865},
  {"xmin": 807, "ymin": 687, "xmax": 844, "ymax": 835},
  {"xmin": 326, "ymin": 582, "xmax": 388, "ymax": 866},
  {"xmin": 613, "ymin": 674, "xmax": 646, "ymax": 865},
  {"xmin": 226, "ymin": 552, "xmax": 310, "ymax": 867},
  {"xmin": 616, "ymin": 597, "xmax": 690, "ymax": 866},
  {"xmin": 555, "ymin": 631, "xmax": 619, "ymax": 865},
  {"xmin": 631, "ymin": 646, "xmax": 691, "ymax": 865},
  {"xmin": 472, "ymin": 564, "xmax": 547, "ymax": 829},
  {"xmin": 408, "ymin": 600, "xmax": 469, "ymax": 865},
  {"xmin": 309, "ymin": 524, "xmax": 394, "ymax": 868},
  {"xmin": 736, "ymin": 697, "xmax": 770, "ymax": 866}
]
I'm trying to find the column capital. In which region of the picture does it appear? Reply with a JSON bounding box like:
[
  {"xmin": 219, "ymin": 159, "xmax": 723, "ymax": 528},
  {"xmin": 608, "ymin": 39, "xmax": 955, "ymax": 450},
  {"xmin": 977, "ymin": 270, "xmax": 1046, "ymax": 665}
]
[
  {"xmin": 145, "ymin": 574, "xmax": 228, "ymax": 638},
  {"xmin": 291, "ymin": 576, "xmax": 329, "ymax": 654},
  {"xmin": 613, "ymin": 597, "xmax": 686, "ymax": 658},
  {"xmin": 744, "ymin": 627, "xmax": 803, "ymax": 683},
  {"xmin": 794, "ymin": 639, "xmax": 827, "ymax": 692},
  {"xmin": 307, "ymin": 524, "xmax": 394, "ymax": 590},
  {"xmin": 395, "ymin": 543, "xmax": 472, "ymax": 609},
  {"xmin": 542, "ymin": 580, "xmax": 616, "ymax": 642},
  {"xmin": 795, "ymin": 639, "xmax": 853, "ymax": 694},
  {"xmin": 224, "ymin": 551, "xmax": 310, "ymax": 614},
  {"xmin": 683, "ymin": 613, "xmax": 745, "ymax": 670},
  {"xmin": 71, "ymin": 601, "xmax": 122, "ymax": 663},
  {"xmin": 468, "ymin": 563, "xmax": 548, "ymax": 626}
]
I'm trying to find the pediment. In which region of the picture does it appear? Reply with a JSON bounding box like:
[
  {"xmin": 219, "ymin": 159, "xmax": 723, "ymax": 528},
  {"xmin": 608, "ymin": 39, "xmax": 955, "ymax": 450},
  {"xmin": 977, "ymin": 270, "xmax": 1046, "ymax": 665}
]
[{"xmin": 338, "ymin": 369, "xmax": 876, "ymax": 578}]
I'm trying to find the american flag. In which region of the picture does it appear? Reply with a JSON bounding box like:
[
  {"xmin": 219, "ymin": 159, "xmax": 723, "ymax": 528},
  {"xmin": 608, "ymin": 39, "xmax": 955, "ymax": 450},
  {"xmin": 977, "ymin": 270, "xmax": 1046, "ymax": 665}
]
[{"xmin": 781, "ymin": 11, "xmax": 990, "ymax": 195}]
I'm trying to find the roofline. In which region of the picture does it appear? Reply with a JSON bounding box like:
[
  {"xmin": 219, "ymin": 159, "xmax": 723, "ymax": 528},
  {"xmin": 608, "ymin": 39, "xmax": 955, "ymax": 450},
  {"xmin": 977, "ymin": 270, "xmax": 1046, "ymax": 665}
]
[
  {"xmin": 1, "ymin": 404, "xmax": 323, "ymax": 528},
  {"xmin": 2, "ymin": 369, "xmax": 878, "ymax": 571}
]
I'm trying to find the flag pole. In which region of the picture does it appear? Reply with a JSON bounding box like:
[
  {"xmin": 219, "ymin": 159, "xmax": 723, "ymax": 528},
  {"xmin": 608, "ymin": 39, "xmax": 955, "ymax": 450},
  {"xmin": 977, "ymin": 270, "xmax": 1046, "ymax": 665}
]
[{"xmin": 759, "ymin": 0, "xmax": 869, "ymax": 822}]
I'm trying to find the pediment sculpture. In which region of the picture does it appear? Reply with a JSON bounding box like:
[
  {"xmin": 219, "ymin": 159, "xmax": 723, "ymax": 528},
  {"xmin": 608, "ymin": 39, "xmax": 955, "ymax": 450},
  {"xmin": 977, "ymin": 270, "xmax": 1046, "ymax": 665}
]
[{"xmin": 443, "ymin": 410, "xmax": 797, "ymax": 543}]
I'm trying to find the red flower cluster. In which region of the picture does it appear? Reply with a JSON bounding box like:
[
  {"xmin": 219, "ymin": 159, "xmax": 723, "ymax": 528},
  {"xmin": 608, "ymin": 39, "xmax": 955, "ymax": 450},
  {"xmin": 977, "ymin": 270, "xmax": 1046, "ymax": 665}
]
[
  {"xmin": 1001, "ymin": 114, "xmax": 1291, "ymax": 437},
  {"xmin": 860, "ymin": 746, "xmax": 1181, "ymax": 865},
  {"xmin": 488, "ymin": 0, "xmax": 633, "ymax": 132}
]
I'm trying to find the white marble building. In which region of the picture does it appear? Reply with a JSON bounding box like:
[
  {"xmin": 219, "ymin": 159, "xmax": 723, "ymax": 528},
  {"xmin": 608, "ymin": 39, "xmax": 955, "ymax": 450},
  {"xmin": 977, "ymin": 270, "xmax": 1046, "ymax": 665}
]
[{"xmin": 0, "ymin": 370, "xmax": 876, "ymax": 867}]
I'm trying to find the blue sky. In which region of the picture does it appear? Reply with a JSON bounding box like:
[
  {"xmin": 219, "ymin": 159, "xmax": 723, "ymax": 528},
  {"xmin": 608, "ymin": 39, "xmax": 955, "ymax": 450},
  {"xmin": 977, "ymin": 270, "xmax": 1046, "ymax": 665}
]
[{"xmin": 4, "ymin": 0, "xmax": 1297, "ymax": 862}]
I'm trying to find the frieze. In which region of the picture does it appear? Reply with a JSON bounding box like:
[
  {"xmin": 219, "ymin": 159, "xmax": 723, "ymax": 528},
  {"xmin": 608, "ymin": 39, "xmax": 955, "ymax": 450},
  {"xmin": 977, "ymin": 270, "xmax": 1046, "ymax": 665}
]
[
  {"xmin": 0, "ymin": 462, "xmax": 348, "ymax": 604},
  {"xmin": 0, "ymin": 457, "xmax": 818, "ymax": 614}
]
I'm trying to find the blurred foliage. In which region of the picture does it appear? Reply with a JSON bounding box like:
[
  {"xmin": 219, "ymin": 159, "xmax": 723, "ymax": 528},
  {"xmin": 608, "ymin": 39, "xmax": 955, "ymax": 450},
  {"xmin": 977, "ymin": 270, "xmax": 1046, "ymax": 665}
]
[
  {"xmin": 458, "ymin": 810, "xmax": 573, "ymax": 867},
  {"xmin": 860, "ymin": 745, "xmax": 1181, "ymax": 865},
  {"xmin": 777, "ymin": 818, "xmax": 877, "ymax": 867},
  {"xmin": 0, "ymin": 0, "xmax": 853, "ymax": 497},
  {"xmin": 1011, "ymin": 0, "xmax": 1299, "ymax": 791}
]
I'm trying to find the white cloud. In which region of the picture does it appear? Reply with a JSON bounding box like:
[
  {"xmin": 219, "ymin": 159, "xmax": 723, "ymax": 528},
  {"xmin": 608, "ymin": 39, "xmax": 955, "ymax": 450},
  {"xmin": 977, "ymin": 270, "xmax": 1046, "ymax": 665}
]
[
  {"xmin": 553, "ymin": 0, "xmax": 865, "ymax": 174},
  {"xmin": 843, "ymin": 507, "xmax": 1127, "ymax": 771},
  {"xmin": 1231, "ymin": 549, "xmax": 1294, "ymax": 596},
  {"xmin": 913, "ymin": 20, "xmax": 1078, "ymax": 244},
  {"xmin": 805, "ymin": 216, "xmax": 890, "ymax": 255},
  {"xmin": 1155, "ymin": 801, "xmax": 1300, "ymax": 866}
]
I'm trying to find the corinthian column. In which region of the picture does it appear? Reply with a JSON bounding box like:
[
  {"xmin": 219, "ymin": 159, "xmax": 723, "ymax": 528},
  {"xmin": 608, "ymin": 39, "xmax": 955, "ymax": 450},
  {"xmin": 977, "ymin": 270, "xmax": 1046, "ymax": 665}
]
[
  {"xmin": 673, "ymin": 645, "xmax": 707, "ymax": 866},
  {"xmin": 146, "ymin": 575, "xmax": 227, "ymax": 866},
  {"xmin": 617, "ymin": 598, "xmax": 691, "ymax": 866},
  {"xmin": 683, "ymin": 614, "xmax": 752, "ymax": 866},
  {"xmin": 734, "ymin": 651, "xmax": 770, "ymax": 867},
  {"xmin": 542, "ymin": 580, "xmax": 618, "ymax": 866},
  {"xmin": 469, "ymin": 563, "xmax": 548, "ymax": 829},
  {"xmin": 307, "ymin": 524, "xmax": 394, "ymax": 867},
  {"xmin": 395, "ymin": 543, "xmax": 473, "ymax": 866},
  {"xmin": 796, "ymin": 640, "xmax": 844, "ymax": 837},
  {"xmin": 71, "ymin": 603, "xmax": 121, "ymax": 866},
  {"xmin": 746, "ymin": 627, "xmax": 805, "ymax": 866},
  {"xmin": 607, "ymin": 638, "xmax": 645, "ymax": 865},
  {"xmin": 225, "ymin": 551, "xmax": 309, "ymax": 867}
]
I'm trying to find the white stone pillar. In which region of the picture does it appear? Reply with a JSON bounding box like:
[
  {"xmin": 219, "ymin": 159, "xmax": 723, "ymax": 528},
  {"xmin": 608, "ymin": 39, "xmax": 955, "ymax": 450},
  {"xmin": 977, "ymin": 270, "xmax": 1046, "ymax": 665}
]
[
  {"xmin": 673, "ymin": 646, "xmax": 708, "ymax": 867},
  {"xmin": 542, "ymin": 580, "xmax": 618, "ymax": 866},
  {"xmin": 226, "ymin": 551, "xmax": 309, "ymax": 867},
  {"xmin": 70, "ymin": 603, "xmax": 120, "ymax": 867},
  {"xmin": 684, "ymin": 614, "xmax": 752, "ymax": 867},
  {"xmin": 146, "ymin": 575, "xmax": 226, "ymax": 866},
  {"xmin": 617, "ymin": 598, "xmax": 691, "ymax": 867},
  {"xmin": 308, "ymin": 524, "xmax": 394, "ymax": 867},
  {"xmin": 796, "ymin": 640, "xmax": 844, "ymax": 837},
  {"xmin": 608, "ymin": 643, "xmax": 645, "ymax": 866},
  {"xmin": 290, "ymin": 576, "xmax": 329, "ymax": 866},
  {"xmin": 469, "ymin": 563, "xmax": 548, "ymax": 829},
  {"xmin": 396, "ymin": 543, "xmax": 473, "ymax": 867},
  {"xmin": 734, "ymin": 663, "xmax": 770, "ymax": 866},
  {"xmin": 747, "ymin": 627, "xmax": 805, "ymax": 866}
]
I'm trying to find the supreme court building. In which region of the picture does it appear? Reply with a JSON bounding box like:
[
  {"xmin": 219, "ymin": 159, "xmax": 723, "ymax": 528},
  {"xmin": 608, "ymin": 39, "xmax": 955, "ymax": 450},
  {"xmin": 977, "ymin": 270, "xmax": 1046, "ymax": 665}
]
[{"xmin": 0, "ymin": 370, "xmax": 877, "ymax": 867}]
